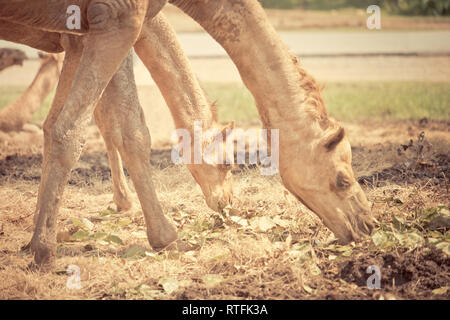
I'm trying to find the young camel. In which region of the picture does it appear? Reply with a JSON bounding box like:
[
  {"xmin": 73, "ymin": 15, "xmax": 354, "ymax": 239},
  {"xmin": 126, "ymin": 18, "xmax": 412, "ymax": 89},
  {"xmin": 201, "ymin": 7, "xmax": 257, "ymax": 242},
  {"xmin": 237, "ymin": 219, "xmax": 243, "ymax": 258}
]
[
  {"xmin": 0, "ymin": 0, "xmax": 373, "ymax": 267},
  {"xmin": 96, "ymin": 13, "xmax": 234, "ymax": 213},
  {"xmin": 0, "ymin": 52, "xmax": 63, "ymax": 132},
  {"xmin": 0, "ymin": 2, "xmax": 232, "ymax": 266}
]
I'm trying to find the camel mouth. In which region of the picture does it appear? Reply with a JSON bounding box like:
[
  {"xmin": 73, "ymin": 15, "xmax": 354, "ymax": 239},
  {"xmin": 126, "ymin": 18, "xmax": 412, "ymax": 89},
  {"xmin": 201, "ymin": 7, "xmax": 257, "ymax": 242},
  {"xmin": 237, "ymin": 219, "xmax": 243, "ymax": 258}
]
[
  {"xmin": 336, "ymin": 209, "xmax": 375, "ymax": 244},
  {"xmin": 206, "ymin": 195, "xmax": 232, "ymax": 213}
]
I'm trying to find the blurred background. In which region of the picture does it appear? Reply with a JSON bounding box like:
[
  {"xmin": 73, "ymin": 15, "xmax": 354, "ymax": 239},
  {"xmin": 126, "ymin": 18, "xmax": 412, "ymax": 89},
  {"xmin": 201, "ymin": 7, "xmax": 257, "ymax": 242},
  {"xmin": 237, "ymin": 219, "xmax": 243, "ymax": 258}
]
[{"xmin": 0, "ymin": 1, "xmax": 449, "ymax": 146}]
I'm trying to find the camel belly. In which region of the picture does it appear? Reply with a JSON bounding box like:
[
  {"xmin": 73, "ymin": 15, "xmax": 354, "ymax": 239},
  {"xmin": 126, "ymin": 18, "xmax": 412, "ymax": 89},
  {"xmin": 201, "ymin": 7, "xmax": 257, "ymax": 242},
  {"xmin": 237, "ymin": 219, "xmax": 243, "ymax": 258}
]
[
  {"xmin": 0, "ymin": 0, "xmax": 89, "ymax": 34},
  {"xmin": 0, "ymin": 0, "xmax": 168, "ymax": 35}
]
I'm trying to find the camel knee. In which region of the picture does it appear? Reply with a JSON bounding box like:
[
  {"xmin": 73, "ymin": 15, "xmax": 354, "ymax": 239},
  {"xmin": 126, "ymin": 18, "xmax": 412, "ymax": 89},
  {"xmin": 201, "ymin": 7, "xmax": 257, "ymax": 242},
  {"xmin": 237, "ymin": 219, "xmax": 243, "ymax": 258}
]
[
  {"xmin": 49, "ymin": 121, "xmax": 85, "ymax": 168},
  {"xmin": 87, "ymin": 0, "xmax": 147, "ymax": 32}
]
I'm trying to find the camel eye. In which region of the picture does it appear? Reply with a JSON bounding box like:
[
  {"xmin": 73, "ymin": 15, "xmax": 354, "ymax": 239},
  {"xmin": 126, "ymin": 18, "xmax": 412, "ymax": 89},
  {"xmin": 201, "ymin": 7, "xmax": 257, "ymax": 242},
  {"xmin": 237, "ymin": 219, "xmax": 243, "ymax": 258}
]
[{"xmin": 336, "ymin": 172, "xmax": 352, "ymax": 190}]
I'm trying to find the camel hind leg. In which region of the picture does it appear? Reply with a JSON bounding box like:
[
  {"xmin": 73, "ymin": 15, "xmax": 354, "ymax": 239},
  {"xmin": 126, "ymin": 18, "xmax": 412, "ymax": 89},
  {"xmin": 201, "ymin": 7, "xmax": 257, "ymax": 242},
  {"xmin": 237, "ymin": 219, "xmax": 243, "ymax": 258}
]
[
  {"xmin": 94, "ymin": 53, "xmax": 177, "ymax": 250},
  {"xmin": 93, "ymin": 112, "xmax": 133, "ymax": 212}
]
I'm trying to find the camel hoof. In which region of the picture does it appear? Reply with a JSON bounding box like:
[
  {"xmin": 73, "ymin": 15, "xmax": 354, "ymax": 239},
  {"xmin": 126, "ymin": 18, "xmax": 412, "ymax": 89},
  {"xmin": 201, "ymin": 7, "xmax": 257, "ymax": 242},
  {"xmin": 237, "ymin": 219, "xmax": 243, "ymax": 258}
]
[
  {"xmin": 116, "ymin": 202, "xmax": 133, "ymax": 212},
  {"xmin": 30, "ymin": 239, "xmax": 55, "ymax": 268},
  {"xmin": 114, "ymin": 196, "xmax": 133, "ymax": 212},
  {"xmin": 153, "ymin": 239, "xmax": 199, "ymax": 253}
]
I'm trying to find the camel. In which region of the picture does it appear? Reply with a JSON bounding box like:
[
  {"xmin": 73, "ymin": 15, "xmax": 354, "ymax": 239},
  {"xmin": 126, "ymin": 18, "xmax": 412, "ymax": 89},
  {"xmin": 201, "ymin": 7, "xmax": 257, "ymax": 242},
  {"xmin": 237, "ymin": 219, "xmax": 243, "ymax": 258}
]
[
  {"xmin": 0, "ymin": 52, "xmax": 63, "ymax": 132},
  {"xmin": 0, "ymin": 0, "xmax": 374, "ymax": 268},
  {"xmin": 0, "ymin": 48, "xmax": 27, "ymax": 71},
  {"xmin": 1, "ymin": 2, "xmax": 234, "ymax": 266}
]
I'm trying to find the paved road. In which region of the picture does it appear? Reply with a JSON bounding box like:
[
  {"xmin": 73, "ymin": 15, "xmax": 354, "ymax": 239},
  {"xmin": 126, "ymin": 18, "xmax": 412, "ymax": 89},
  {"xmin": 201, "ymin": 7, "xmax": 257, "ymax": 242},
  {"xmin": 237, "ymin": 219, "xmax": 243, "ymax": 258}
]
[
  {"xmin": 1, "ymin": 31, "xmax": 449, "ymax": 86},
  {"xmin": 178, "ymin": 30, "xmax": 450, "ymax": 57},
  {"xmin": 1, "ymin": 31, "xmax": 450, "ymax": 59}
]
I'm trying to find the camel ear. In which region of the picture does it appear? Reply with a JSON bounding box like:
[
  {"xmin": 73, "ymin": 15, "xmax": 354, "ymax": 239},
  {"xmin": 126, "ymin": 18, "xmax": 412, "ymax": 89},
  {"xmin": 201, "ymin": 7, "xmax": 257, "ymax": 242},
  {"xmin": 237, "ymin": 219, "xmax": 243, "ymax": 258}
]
[
  {"xmin": 219, "ymin": 121, "xmax": 235, "ymax": 140},
  {"xmin": 322, "ymin": 127, "xmax": 345, "ymax": 151}
]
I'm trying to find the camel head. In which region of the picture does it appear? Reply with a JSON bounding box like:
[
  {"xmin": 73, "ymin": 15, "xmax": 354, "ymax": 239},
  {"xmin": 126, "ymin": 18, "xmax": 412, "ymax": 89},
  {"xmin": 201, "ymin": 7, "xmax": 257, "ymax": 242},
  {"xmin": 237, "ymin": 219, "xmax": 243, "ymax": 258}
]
[
  {"xmin": 188, "ymin": 161, "xmax": 233, "ymax": 212},
  {"xmin": 185, "ymin": 122, "xmax": 235, "ymax": 212},
  {"xmin": 0, "ymin": 48, "xmax": 27, "ymax": 72},
  {"xmin": 280, "ymin": 121, "xmax": 374, "ymax": 244}
]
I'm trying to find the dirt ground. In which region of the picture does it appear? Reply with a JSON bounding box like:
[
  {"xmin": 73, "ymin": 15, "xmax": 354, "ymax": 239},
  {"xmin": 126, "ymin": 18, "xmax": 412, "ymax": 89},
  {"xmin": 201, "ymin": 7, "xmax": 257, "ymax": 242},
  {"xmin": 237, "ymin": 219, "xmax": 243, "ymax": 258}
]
[{"xmin": 0, "ymin": 114, "xmax": 448, "ymax": 299}]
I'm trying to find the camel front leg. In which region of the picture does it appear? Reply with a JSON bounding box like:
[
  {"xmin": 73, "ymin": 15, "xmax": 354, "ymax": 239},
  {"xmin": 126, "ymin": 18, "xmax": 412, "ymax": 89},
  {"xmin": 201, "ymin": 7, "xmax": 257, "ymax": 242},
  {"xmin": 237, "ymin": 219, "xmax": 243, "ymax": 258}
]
[
  {"xmin": 31, "ymin": 1, "xmax": 149, "ymax": 267},
  {"xmin": 94, "ymin": 53, "xmax": 177, "ymax": 250}
]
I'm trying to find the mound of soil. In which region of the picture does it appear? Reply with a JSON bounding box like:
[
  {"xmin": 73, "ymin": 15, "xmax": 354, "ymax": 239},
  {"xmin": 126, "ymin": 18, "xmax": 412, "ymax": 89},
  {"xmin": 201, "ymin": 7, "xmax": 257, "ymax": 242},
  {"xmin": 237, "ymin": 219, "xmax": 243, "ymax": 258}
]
[
  {"xmin": 358, "ymin": 130, "xmax": 450, "ymax": 188},
  {"xmin": 358, "ymin": 153, "xmax": 449, "ymax": 187},
  {"xmin": 0, "ymin": 149, "xmax": 176, "ymax": 186},
  {"xmin": 331, "ymin": 246, "xmax": 449, "ymax": 300}
]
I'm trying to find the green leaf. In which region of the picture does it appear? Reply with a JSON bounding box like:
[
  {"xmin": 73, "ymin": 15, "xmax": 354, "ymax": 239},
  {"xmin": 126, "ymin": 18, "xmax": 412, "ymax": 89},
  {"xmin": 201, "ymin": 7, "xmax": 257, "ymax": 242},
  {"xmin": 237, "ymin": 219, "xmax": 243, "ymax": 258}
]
[
  {"xmin": 401, "ymin": 232, "xmax": 425, "ymax": 249},
  {"xmin": 70, "ymin": 230, "xmax": 90, "ymax": 241},
  {"xmin": 230, "ymin": 216, "xmax": 249, "ymax": 228},
  {"xmin": 372, "ymin": 230, "xmax": 391, "ymax": 248},
  {"xmin": 289, "ymin": 242, "xmax": 313, "ymax": 263},
  {"xmin": 273, "ymin": 216, "xmax": 290, "ymax": 228},
  {"xmin": 435, "ymin": 242, "xmax": 450, "ymax": 256},
  {"xmin": 71, "ymin": 218, "xmax": 86, "ymax": 229},
  {"xmin": 121, "ymin": 245, "xmax": 147, "ymax": 259},
  {"xmin": 131, "ymin": 230, "xmax": 148, "ymax": 239},
  {"xmin": 309, "ymin": 264, "xmax": 322, "ymax": 276},
  {"xmin": 303, "ymin": 285, "xmax": 313, "ymax": 294},
  {"xmin": 90, "ymin": 232, "xmax": 108, "ymax": 240},
  {"xmin": 251, "ymin": 216, "xmax": 276, "ymax": 232},
  {"xmin": 82, "ymin": 218, "xmax": 94, "ymax": 230},
  {"xmin": 118, "ymin": 218, "xmax": 133, "ymax": 227},
  {"xmin": 138, "ymin": 284, "xmax": 166, "ymax": 299},
  {"xmin": 432, "ymin": 286, "xmax": 449, "ymax": 295},
  {"xmin": 202, "ymin": 274, "xmax": 224, "ymax": 287},
  {"xmin": 158, "ymin": 278, "xmax": 179, "ymax": 295},
  {"xmin": 106, "ymin": 234, "xmax": 124, "ymax": 245},
  {"xmin": 100, "ymin": 208, "xmax": 119, "ymax": 216},
  {"xmin": 392, "ymin": 216, "xmax": 408, "ymax": 230}
]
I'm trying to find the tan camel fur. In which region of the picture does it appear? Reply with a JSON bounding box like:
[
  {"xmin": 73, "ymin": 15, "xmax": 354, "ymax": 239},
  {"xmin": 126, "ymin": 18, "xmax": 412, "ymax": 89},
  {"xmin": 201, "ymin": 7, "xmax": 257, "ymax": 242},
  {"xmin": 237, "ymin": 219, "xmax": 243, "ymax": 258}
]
[
  {"xmin": 0, "ymin": 52, "xmax": 63, "ymax": 132},
  {"xmin": 0, "ymin": 0, "xmax": 373, "ymax": 267},
  {"xmin": 169, "ymin": 0, "xmax": 374, "ymax": 243},
  {"xmin": 0, "ymin": 48, "xmax": 27, "ymax": 71}
]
